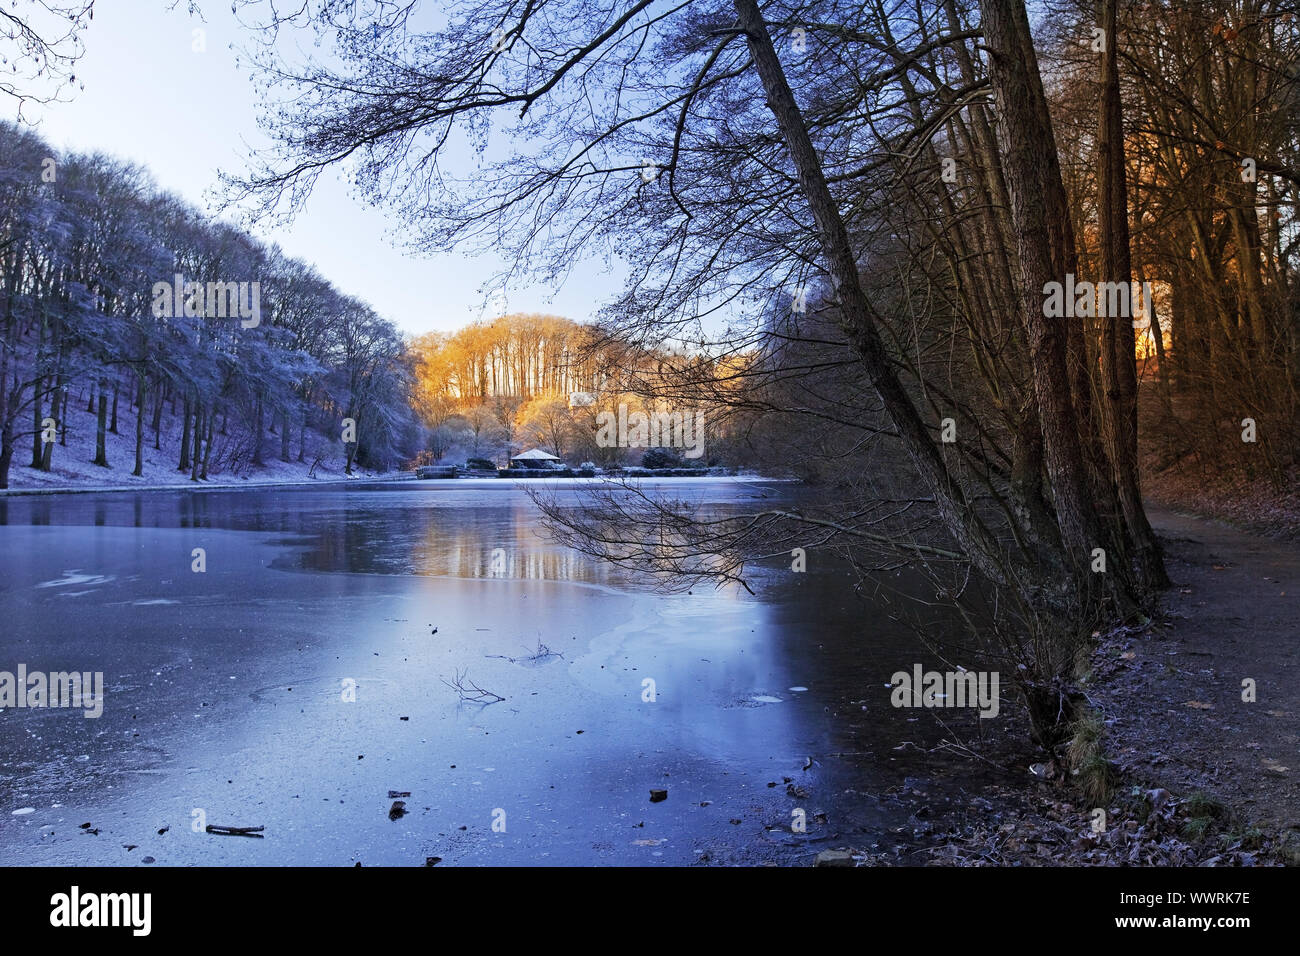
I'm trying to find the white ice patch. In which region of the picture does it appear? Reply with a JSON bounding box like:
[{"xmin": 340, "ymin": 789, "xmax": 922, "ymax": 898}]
[
  {"xmin": 132, "ymin": 599, "xmax": 179, "ymax": 606},
  {"xmin": 751, "ymin": 695, "xmax": 783, "ymax": 704},
  {"xmin": 11, "ymin": 807, "xmax": 35, "ymax": 815},
  {"xmin": 36, "ymin": 570, "xmax": 114, "ymax": 589},
  {"xmin": 788, "ymin": 686, "xmax": 808, "ymax": 692}
]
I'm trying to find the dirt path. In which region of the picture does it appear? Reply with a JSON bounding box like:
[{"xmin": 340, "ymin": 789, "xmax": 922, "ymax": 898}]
[{"xmin": 1093, "ymin": 506, "xmax": 1299, "ymax": 834}]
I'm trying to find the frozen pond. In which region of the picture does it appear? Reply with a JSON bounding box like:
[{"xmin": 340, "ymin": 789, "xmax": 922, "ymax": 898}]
[{"xmin": 0, "ymin": 479, "xmax": 989, "ymax": 865}]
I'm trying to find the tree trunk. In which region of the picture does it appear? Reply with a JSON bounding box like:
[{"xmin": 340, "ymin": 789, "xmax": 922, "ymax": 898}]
[
  {"xmin": 31, "ymin": 318, "xmax": 46, "ymax": 469},
  {"xmin": 39, "ymin": 392, "xmax": 53, "ymax": 471},
  {"xmin": 190, "ymin": 404, "xmax": 203, "ymax": 482},
  {"xmin": 253, "ymin": 395, "xmax": 265, "ymax": 466},
  {"xmin": 93, "ymin": 378, "xmax": 109, "ymax": 468},
  {"xmin": 978, "ymin": 0, "xmax": 1106, "ymax": 585},
  {"xmin": 0, "ymin": 322, "xmax": 12, "ymax": 489},
  {"xmin": 133, "ymin": 373, "xmax": 146, "ymax": 477},
  {"xmin": 58, "ymin": 379, "xmax": 67, "ymax": 446},
  {"xmin": 0, "ymin": 416, "xmax": 12, "ymax": 489},
  {"xmin": 179, "ymin": 396, "xmax": 192, "ymax": 471},
  {"xmin": 732, "ymin": 0, "xmax": 1024, "ymax": 594},
  {"xmin": 1096, "ymin": 0, "xmax": 1168, "ymax": 590},
  {"xmin": 201, "ymin": 406, "xmax": 214, "ymax": 480},
  {"xmin": 1140, "ymin": 271, "xmax": 1175, "ymax": 420},
  {"xmin": 152, "ymin": 380, "xmax": 164, "ymax": 450}
]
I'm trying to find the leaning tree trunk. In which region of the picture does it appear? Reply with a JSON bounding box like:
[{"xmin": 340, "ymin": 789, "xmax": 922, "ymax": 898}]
[
  {"xmin": 732, "ymin": 0, "xmax": 1026, "ymax": 595},
  {"xmin": 734, "ymin": 0, "xmax": 1106, "ymax": 753}
]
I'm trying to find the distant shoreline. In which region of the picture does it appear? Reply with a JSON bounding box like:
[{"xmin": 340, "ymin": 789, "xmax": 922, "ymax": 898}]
[{"xmin": 0, "ymin": 472, "xmax": 788, "ymax": 497}]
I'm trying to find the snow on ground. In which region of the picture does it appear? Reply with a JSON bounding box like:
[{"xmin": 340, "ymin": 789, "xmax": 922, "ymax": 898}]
[
  {"xmin": 2, "ymin": 390, "xmax": 386, "ymax": 493},
  {"xmin": 1, "ymin": 389, "xmax": 784, "ymax": 494}
]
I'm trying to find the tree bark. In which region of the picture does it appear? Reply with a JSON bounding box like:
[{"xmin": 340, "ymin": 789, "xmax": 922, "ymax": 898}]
[
  {"xmin": 190, "ymin": 404, "xmax": 203, "ymax": 482},
  {"xmin": 978, "ymin": 0, "xmax": 1105, "ymax": 586},
  {"xmin": 134, "ymin": 373, "xmax": 146, "ymax": 478},
  {"xmin": 1096, "ymin": 0, "xmax": 1168, "ymax": 589},
  {"xmin": 0, "ymin": 315, "xmax": 12, "ymax": 489},
  {"xmin": 93, "ymin": 377, "xmax": 109, "ymax": 468},
  {"xmin": 179, "ymin": 396, "xmax": 192, "ymax": 471},
  {"xmin": 253, "ymin": 395, "xmax": 265, "ymax": 466},
  {"xmin": 152, "ymin": 379, "xmax": 163, "ymax": 450},
  {"xmin": 31, "ymin": 316, "xmax": 46, "ymax": 469},
  {"xmin": 201, "ymin": 405, "xmax": 214, "ymax": 479}
]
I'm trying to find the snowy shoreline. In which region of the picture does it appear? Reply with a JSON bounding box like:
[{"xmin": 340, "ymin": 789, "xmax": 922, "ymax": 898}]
[
  {"xmin": 0, "ymin": 472, "xmax": 788, "ymax": 497},
  {"xmin": 0, "ymin": 473, "xmax": 400, "ymax": 497}
]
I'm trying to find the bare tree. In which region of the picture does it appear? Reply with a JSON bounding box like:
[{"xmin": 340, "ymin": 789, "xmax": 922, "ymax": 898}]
[{"xmin": 0, "ymin": 1, "xmax": 95, "ymax": 116}]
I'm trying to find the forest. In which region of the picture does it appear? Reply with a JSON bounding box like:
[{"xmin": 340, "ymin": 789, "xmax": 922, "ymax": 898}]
[
  {"xmin": 0, "ymin": 120, "xmax": 415, "ymax": 488},
  {"xmin": 0, "ymin": 125, "xmax": 739, "ymax": 484},
  {"xmin": 409, "ymin": 315, "xmax": 744, "ymax": 465}
]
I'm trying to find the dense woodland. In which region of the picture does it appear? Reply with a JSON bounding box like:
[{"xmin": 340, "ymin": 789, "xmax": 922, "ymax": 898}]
[
  {"xmin": 0, "ymin": 118, "xmax": 735, "ymax": 485},
  {"xmin": 0, "ymin": 121, "xmax": 420, "ymax": 487},
  {"xmin": 409, "ymin": 316, "xmax": 740, "ymax": 465}
]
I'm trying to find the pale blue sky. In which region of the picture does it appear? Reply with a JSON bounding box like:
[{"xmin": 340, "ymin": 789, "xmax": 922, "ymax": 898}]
[{"xmin": 19, "ymin": 1, "xmax": 617, "ymax": 336}]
